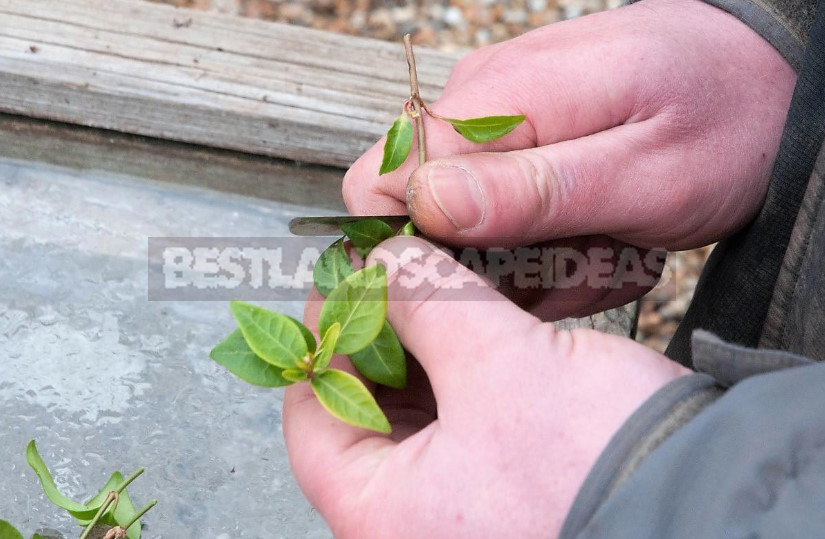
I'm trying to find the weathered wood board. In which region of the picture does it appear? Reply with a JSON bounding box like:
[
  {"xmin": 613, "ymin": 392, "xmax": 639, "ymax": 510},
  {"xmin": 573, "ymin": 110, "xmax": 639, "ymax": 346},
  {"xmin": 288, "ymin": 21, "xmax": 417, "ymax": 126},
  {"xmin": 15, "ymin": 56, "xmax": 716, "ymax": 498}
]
[{"xmin": 0, "ymin": 0, "xmax": 457, "ymax": 168}]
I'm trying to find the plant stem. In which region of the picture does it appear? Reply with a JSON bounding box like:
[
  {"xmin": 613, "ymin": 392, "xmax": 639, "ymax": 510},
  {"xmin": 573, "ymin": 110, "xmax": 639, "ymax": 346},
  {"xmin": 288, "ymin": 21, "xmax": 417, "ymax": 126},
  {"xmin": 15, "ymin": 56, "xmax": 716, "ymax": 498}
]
[
  {"xmin": 79, "ymin": 468, "xmax": 144, "ymax": 539},
  {"xmin": 123, "ymin": 499, "xmax": 158, "ymax": 530},
  {"xmin": 115, "ymin": 468, "xmax": 144, "ymax": 494},
  {"xmin": 80, "ymin": 492, "xmax": 116, "ymax": 539},
  {"xmin": 403, "ymin": 34, "xmax": 426, "ymax": 166}
]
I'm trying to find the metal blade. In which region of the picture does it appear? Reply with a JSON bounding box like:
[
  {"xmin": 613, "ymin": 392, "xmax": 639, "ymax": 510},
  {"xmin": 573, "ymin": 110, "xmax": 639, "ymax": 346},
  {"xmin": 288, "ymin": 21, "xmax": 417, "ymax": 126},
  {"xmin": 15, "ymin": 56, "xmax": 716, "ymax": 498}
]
[{"xmin": 288, "ymin": 215, "xmax": 411, "ymax": 236}]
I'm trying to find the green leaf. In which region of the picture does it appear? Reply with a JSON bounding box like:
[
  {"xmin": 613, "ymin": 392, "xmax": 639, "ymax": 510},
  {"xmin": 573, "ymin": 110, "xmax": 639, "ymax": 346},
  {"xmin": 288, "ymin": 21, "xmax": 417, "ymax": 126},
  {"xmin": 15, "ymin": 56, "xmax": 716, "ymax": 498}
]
[
  {"xmin": 311, "ymin": 369, "xmax": 391, "ymax": 433},
  {"xmin": 314, "ymin": 322, "xmax": 340, "ymax": 372},
  {"xmin": 75, "ymin": 472, "xmax": 121, "ymax": 525},
  {"xmin": 350, "ymin": 322, "xmax": 406, "ymax": 389},
  {"xmin": 313, "ymin": 238, "xmax": 353, "ymax": 297},
  {"xmin": 399, "ymin": 220, "xmax": 415, "ymax": 237},
  {"xmin": 340, "ymin": 219, "xmax": 394, "ymax": 258},
  {"xmin": 444, "ymin": 114, "xmax": 526, "ymax": 143},
  {"xmin": 286, "ymin": 315, "xmax": 317, "ymax": 354},
  {"xmin": 379, "ymin": 114, "xmax": 413, "ymax": 175},
  {"xmin": 210, "ymin": 329, "xmax": 291, "ymax": 387},
  {"xmin": 0, "ymin": 520, "xmax": 23, "ymax": 539},
  {"xmin": 281, "ymin": 369, "xmax": 309, "ymax": 383},
  {"xmin": 25, "ymin": 440, "xmax": 100, "ymax": 521},
  {"xmin": 32, "ymin": 534, "xmax": 45, "ymax": 539},
  {"xmin": 319, "ymin": 265, "xmax": 387, "ymax": 355},
  {"xmin": 230, "ymin": 301, "xmax": 308, "ymax": 370}
]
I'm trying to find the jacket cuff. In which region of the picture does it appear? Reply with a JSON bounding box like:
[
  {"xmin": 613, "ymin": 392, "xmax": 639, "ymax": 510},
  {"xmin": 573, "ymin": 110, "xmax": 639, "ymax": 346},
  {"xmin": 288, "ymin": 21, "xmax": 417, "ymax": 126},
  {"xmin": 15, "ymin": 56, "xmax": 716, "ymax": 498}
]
[
  {"xmin": 560, "ymin": 371, "xmax": 723, "ymax": 538},
  {"xmin": 560, "ymin": 330, "xmax": 816, "ymax": 538}
]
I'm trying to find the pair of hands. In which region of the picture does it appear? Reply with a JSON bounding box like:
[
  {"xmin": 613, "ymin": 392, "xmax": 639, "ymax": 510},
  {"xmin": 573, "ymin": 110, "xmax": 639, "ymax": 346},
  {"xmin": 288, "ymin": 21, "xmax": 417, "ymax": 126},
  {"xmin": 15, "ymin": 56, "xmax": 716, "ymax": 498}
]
[{"xmin": 285, "ymin": 0, "xmax": 796, "ymax": 536}]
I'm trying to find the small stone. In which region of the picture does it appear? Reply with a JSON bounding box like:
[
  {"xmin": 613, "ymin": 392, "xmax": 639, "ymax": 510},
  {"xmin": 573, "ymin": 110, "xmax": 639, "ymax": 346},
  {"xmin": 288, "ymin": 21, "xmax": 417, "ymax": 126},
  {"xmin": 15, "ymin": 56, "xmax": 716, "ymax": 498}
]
[
  {"xmin": 412, "ymin": 26, "xmax": 438, "ymax": 47},
  {"xmin": 444, "ymin": 6, "xmax": 464, "ymax": 27},
  {"xmin": 503, "ymin": 9, "xmax": 528, "ymax": 24},
  {"xmin": 391, "ymin": 5, "xmax": 417, "ymax": 24},
  {"xmin": 367, "ymin": 8, "xmax": 396, "ymax": 39},
  {"xmin": 474, "ymin": 28, "xmax": 491, "ymax": 45},
  {"xmin": 279, "ymin": 3, "xmax": 306, "ymax": 22},
  {"xmin": 491, "ymin": 22, "xmax": 510, "ymax": 41}
]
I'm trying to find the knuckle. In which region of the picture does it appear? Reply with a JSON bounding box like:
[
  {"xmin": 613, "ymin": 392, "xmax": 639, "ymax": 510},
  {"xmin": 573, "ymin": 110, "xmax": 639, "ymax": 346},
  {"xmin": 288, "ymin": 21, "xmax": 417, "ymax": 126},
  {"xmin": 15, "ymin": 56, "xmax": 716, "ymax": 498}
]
[
  {"xmin": 341, "ymin": 167, "xmax": 364, "ymax": 212},
  {"xmin": 514, "ymin": 152, "xmax": 568, "ymax": 232}
]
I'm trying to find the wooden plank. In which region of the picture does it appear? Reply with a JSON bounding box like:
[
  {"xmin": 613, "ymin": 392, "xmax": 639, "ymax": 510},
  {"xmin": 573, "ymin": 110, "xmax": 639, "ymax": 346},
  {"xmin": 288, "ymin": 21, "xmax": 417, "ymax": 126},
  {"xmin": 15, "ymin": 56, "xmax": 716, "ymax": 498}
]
[
  {"xmin": 0, "ymin": 0, "xmax": 457, "ymax": 168},
  {"xmin": 0, "ymin": 113, "xmax": 348, "ymax": 211}
]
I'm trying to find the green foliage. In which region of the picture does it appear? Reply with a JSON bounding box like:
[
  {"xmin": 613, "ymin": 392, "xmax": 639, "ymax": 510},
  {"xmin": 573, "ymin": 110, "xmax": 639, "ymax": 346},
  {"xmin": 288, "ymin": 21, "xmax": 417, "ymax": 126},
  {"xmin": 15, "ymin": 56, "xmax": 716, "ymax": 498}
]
[
  {"xmin": 282, "ymin": 369, "xmax": 310, "ymax": 383},
  {"xmin": 25, "ymin": 441, "xmax": 152, "ymax": 538},
  {"xmin": 313, "ymin": 238, "xmax": 353, "ymax": 297},
  {"xmin": 213, "ymin": 264, "xmax": 394, "ymax": 432},
  {"xmin": 444, "ymin": 114, "xmax": 526, "ymax": 143},
  {"xmin": 287, "ymin": 315, "xmax": 317, "ymax": 355},
  {"xmin": 0, "ymin": 520, "xmax": 23, "ymax": 539},
  {"xmin": 379, "ymin": 114, "xmax": 413, "ymax": 175},
  {"xmin": 319, "ymin": 265, "xmax": 387, "ymax": 356},
  {"xmin": 314, "ymin": 322, "xmax": 341, "ymax": 371},
  {"xmin": 26, "ymin": 441, "xmax": 100, "ymax": 521},
  {"xmin": 399, "ymin": 220, "xmax": 416, "ymax": 237},
  {"xmin": 230, "ymin": 301, "xmax": 309, "ymax": 370},
  {"xmin": 350, "ymin": 322, "xmax": 406, "ymax": 389},
  {"xmin": 340, "ymin": 218, "xmax": 394, "ymax": 258},
  {"xmin": 311, "ymin": 369, "xmax": 391, "ymax": 433},
  {"xmin": 75, "ymin": 473, "xmax": 140, "ymax": 539},
  {"xmin": 210, "ymin": 329, "xmax": 291, "ymax": 387}
]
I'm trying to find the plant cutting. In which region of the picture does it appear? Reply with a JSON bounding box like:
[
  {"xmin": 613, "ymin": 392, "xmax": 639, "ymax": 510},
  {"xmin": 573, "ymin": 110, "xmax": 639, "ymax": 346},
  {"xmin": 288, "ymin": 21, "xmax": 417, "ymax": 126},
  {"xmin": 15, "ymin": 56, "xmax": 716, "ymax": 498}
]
[
  {"xmin": 24, "ymin": 441, "xmax": 156, "ymax": 539},
  {"xmin": 211, "ymin": 34, "xmax": 526, "ymax": 433}
]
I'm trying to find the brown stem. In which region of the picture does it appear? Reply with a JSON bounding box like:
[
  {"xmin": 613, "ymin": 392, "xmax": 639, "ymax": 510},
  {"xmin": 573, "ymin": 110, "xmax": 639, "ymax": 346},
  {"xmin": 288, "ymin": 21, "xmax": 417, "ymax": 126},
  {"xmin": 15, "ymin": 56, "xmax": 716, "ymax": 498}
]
[
  {"xmin": 419, "ymin": 100, "xmax": 444, "ymax": 120},
  {"xmin": 80, "ymin": 492, "xmax": 118, "ymax": 539},
  {"xmin": 403, "ymin": 34, "xmax": 426, "ymax": 166}
]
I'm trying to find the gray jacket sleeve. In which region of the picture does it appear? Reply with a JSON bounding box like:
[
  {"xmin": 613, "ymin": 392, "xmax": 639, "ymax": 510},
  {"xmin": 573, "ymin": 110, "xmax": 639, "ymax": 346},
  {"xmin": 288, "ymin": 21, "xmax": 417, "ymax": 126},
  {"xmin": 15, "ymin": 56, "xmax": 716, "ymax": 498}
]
[{"xmin": 560, "ymin": 331, "xmax": 825, "ymax": 538}]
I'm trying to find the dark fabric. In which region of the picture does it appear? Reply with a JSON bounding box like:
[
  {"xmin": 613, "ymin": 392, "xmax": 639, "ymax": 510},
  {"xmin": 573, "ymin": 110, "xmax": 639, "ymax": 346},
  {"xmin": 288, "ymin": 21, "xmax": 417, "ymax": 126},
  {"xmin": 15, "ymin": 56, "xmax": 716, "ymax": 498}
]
[
  {"xmin": 560, "ymin": 372, "xmax": 722, "ymax": 539},
  {"xmin": 692, "ymin": 329, "xmax": 815, "ymax": 386},
  {"xmin": 569, "ymin": 361, "xmax": 825, "ymax": 539},
  {"xmin": 697, "ymin": 0, "xmax": 817, "ymax": 70},
  {"xmin": 760, "ymin": 144, "xmax": 825, "ymax": 358},
  {"xmin": 666, "ymin": 0, "xmax": 825, "ymax": 368}
]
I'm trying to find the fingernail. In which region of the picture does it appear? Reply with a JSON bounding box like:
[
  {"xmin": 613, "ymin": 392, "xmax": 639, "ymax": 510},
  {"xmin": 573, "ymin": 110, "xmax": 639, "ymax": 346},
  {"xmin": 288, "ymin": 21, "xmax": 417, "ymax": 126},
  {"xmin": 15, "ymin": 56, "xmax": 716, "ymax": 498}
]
[{"xmin": 427, "ymin": 164, "xmax": 485, "ymax": 231}]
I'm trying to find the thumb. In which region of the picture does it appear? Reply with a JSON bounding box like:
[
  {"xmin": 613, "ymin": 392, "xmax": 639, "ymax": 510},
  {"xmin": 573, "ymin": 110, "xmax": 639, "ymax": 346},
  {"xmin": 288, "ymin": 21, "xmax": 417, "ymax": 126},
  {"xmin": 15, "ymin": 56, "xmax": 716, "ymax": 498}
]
[{"xmin": 406, "ymin": 120, "xmax": 696, "ymax": 249}]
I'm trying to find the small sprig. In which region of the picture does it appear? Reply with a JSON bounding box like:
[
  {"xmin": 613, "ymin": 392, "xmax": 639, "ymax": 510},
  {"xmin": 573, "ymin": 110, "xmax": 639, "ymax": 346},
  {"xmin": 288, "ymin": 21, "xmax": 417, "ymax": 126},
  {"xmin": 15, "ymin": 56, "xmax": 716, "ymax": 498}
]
[
  {"xmin": 379, "ymin": 34, "xmax": 526, "ymax": 175},
  {"xmin": 211, "ymin": 219, "xmax": 406, "ymax": 433},
  {"xmin": 25, "ymin": 441, "xmax": 155, "ymax": 539}
]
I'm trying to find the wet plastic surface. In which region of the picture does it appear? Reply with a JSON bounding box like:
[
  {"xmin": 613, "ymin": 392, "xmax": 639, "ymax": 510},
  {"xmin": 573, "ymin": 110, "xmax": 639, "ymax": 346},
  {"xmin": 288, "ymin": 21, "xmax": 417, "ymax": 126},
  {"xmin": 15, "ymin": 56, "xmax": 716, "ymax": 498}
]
[{"xmin": 0, "ymin": 159, "xmax": 332, "ymax": 537}]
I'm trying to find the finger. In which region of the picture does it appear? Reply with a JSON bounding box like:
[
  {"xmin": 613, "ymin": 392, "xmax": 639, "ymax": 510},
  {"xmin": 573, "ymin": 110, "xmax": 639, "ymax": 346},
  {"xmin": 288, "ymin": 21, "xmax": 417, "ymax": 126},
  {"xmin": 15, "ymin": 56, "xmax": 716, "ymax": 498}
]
[
  {"xmin": 366, "ymin": 236, "xmax": 542, "ymax": 403},
  {"xmin": 405, "ymin": 116, "xmax": 739, "ymax": 250}
]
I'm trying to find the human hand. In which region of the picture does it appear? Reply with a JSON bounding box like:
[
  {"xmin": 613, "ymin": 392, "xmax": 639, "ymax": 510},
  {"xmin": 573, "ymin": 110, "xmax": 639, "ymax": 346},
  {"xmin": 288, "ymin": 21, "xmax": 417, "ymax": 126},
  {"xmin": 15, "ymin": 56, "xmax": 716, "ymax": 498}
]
[
  {"xmin": 346, "ymin": 0, "xmax": 795, "ymax": 250},
  {"xmin": 342, "ymin": 0, "xmax": 795, "ymax": 319},
  {"xmin": 283, "ymin": 237, "xmax": 689, "ymax": 538}
]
